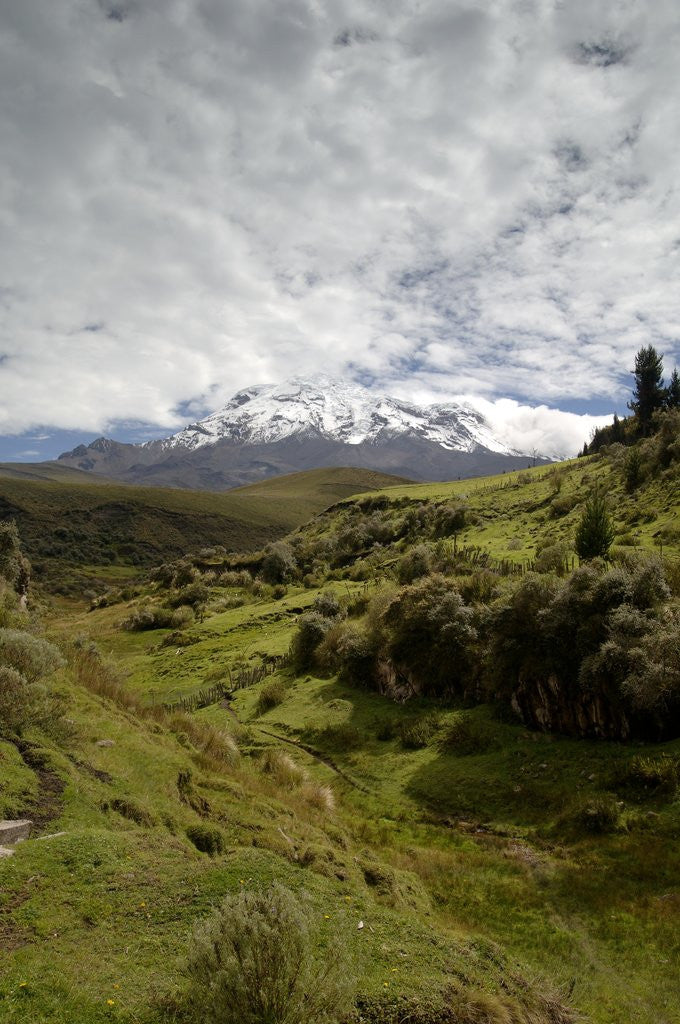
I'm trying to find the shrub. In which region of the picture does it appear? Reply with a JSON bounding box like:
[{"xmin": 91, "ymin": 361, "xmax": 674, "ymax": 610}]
[
  {"xmin": 171, "ymin": 605, "xmax": 195, "ymax": 629},
  {"xmin": 261, "ymin": 542, "xmax": 297, "ymax": 584},
  {"xmin": 334, "ymin": 624, "xmax": 377, "ymax": 688},
  {"xmin": 549, "ymin": 493, "xmax": 579, "ymax": 518},
  {"xmin": 614, "ymin": 755, "xmax": 678, "ymax": 798},
  {"xmin": 289, "ymin": 612, "xmax": 333, "ymax": 670},
  {"xmin": 121, "ymin": 606, "xmax": 173, "ymax": 631},
  {"xmin": 557, "ymin": 795, "xmax": 620, "ymax": 835},
  {"xmin": 534, "ymin": 541, "xmax": 570, "ymax": 576},
  {"xmin": 312, "ymin": 591, "xmax": 343, "ymax": 618},
  {"xmin": 399, "ymin": 712, "xmax": 440, "ymax": 749},
  {"xmin": 272, "ymin": 583, "xmax": 287, "ymax": 600},
  {"xmin": 437, "ymin": 715, "xmax": 501, "ymax": 756},
  {"xmin": 257, "ymin": 679, "xmax": 288, "ymax": 715},
  {"xmin": 186, "ymin": 824, "xmax": 226, "ymax": 855},
  {"xmin": 457, "ymin": 570, "xmax": 500, "ymax": 605},
  {"xmin": 170, "ymin": 582, "xmax": 209, "ymax": 608},
  {"xmin": 183, "ymin": 883, "xmax": 354, "ymax": 1024},
  {"xmin": 0, "ymin": 629, "xmax": 65, "ymax": 682},
  {"xmin": 382, "ymin": 575, "xmax": 478, "ymax": 698},
  {"xmin": 397, "ymin": 544, "xmax": 432, "ymax": 584},
  {"xmin": 0, "ymin": 664, "xmax": 66, "ymax": 736}
]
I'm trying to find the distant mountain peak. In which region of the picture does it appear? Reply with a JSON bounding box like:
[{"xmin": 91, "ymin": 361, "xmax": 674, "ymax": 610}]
[{"xmin": 152, "ymin": 375, "xmax": 524, "ymax": 457}]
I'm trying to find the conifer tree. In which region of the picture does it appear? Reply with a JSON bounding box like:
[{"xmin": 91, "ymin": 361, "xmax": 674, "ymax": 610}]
[
  {"xmin": 575, "ymin": 488, "xmax": 615, "ymax": 561},
  {"xmin": 667, "ymin": 367, "xmax": 680, "ymax": 410},
  {"xmin": 628, "ymin": 345, "xmax": 665, "ymax": 434}
]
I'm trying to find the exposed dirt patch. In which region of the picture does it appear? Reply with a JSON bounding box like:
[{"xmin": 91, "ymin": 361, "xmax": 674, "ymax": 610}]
[
  {"xmin": 15, "ymin": 741, "xmax": 66, "ymax": 834},
  {"xmin": 67, "ymin": 754, "xmax": 113, "ymax": 785}
]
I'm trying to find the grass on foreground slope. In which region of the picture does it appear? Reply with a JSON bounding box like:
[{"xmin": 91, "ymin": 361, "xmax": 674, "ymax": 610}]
[
  {"xmin": 0, "ymin": 627, "xmax": 571, "ymax": 1024},
  {"xmin": 41, "ymin": 562, "xmax": 680, "ymax": 1024},
  {"xmin": 0, "ymin": 466, "xmax": 408, "ymax": 592}
]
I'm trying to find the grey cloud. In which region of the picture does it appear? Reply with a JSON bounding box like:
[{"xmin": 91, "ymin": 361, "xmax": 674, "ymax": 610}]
[{"xmin": 0, "ymin": 0, "xmax": 678, "ymax": 438}]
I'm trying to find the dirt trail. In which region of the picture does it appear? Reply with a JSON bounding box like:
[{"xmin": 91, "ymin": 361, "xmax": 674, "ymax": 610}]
[
  {"xmin": 14, "ymin": 740, "xmax": 66, "ymax": 833},
  {"xmin": 220, "ymin": 699, "xmax": 372, "ymax": 795}
]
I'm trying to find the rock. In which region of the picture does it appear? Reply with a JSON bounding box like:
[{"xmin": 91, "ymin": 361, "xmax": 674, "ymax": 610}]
[
  {"xmin": 36, "ymin": 831, "xmax": 68, "ymax": 841},
  {"xmin": 95, "ymin": 739, "xmax": 115, "ymax": 748},
  {"xmin": 0, "ymin": 845, "xmax": 15, "ymax": 858},
  {"xmin": 0, "ymin": 819, "xmax": 32, "ymax": 845},
  {"xmin": 357, "ymin": 920, "xmax": 364, "ymax": 930}
]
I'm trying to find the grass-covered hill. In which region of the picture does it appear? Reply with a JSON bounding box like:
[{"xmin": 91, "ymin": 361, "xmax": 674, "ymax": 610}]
[
  {"xmin": 2, "ymin": 420, "xmax": 679, "ymax": 1024},
  {"xmin": 0, "ymin": 467, "xmax": 409, "ymax": 593}
]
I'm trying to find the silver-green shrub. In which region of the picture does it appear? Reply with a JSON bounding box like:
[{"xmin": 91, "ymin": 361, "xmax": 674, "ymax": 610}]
[{"xmin": 184, "ymin": 883, "xmax": 354, "ymax": 1024}]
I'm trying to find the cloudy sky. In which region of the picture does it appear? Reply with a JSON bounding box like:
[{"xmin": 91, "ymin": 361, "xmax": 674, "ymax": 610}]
[{"xmin": 1, "ymin": 0, "xmax": 679, "ymax": 461}]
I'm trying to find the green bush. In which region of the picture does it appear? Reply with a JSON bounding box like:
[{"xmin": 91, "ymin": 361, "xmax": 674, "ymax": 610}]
[
  {"xmin": 183, "ymin": 884, "xmax": 354, "ymax": 1024},
  {"xmin": 437, "ymin": 715, "xmax": 501, "ymax": 756},
  {"xmin": 614, "ymin": 755, "xmax": 678, "ymax": 798},
  {"xmin": 557, "ymin": 795, "xmax": 620, "ymax": 835},
  {"xmin": 397, "ymin": 544, "xmax": 432, "ymax": 584},
  {"xmin": 261, "ymin": 542, "xmax": 297, "ymax": 584},
  {"xmin": 399, "ymin": 712, "xmax": 441, "ymax": 749},
  {"xmin": 382, "ymin": 575, "xmax": 478, "ymax": 698},
  {"xmin": 0, "ymin": 628, "xmax": 64, "ymax": 682},
  {"xmin": 312, "ymin": 591, "xmax": 343, "ymax": 618},
  {"xmin": 0, "ymin": 664, "xmax": 66, "ymax": 737},
  {"xmin": 186, "ymin": 824, "xmax": 226, "ymax": 855},
  {"xmin": 121, "ymin": 606, "xmax": 173, "ymax": 631},
  {"xmin": 289, "ymin": 612, "xmax": 333, "ymax": 670}
]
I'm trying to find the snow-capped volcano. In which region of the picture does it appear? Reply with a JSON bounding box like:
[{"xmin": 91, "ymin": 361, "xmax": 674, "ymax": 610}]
[
  {"xmin": 153, "ymin": 375, "xmax": 521, "ymax": 456},
  {"xmin": 58, "ymin": 375, "xmax": 548, "ymax": 491}
]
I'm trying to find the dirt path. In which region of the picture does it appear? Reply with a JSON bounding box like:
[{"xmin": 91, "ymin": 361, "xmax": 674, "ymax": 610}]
[
  {"xmin": 14, "ymin": 740, "xmax": 66, "ymax": 834},
  {"xmin": 220, "ymin": 699, "xmax": 373, "ymax": 795}
]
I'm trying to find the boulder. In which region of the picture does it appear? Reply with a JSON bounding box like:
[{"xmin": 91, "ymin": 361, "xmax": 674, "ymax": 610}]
[{"xmin": 0, "ymin": 819, "xmax": 32, "ymax": 845}]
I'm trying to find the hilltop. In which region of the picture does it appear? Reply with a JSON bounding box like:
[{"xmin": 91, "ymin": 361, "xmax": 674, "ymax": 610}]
[{"xmin": 0, "ymin": 466, "xmax": 409, "ymax": 594}]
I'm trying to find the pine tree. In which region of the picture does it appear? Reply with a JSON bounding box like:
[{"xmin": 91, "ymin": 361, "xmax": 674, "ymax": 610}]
[
  {"xmin": 628, "ymin": 345, "xmax": 665, "ymax": 434},
  {"xmin": 611, "ymin": 413, "xmax": 624, "ymax": 442},
  {"xmin": 575, "ymin": 488, "xmax": 615, "ymax": 561},
  {"xmin": 667, "ymin": 367, "xmax": 680, "ymax": 410}
]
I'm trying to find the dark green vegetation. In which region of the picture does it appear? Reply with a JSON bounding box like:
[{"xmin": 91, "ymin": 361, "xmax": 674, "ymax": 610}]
[
  {"xmin": 0, "ymin": 467, "xmax": 409, "ymax": 594},
  {"xmin": 584, "ymin": 344, "xmax": 680, "ymax": 451},
  {"xmin": 1, "ymin": 408, "xmax": 679, "ymax": 1024}
]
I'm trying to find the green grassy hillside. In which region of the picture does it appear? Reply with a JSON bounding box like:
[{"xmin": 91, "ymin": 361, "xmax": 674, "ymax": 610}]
[
  {"xmin": 0, "ymin": 462, "xmax": 117, "ymax": 484},
  {"xmin": 2, "ymin": 433, "xmax": 679, "ymax": 1024},
  {"xmin": 0, "ymin": 467, "xmax": 409, "ymax": 593}
]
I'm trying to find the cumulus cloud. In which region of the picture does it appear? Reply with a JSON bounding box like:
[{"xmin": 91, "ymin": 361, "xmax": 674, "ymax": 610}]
[
  {"xmin": 463, "ymin": 397, "xmax": 612, "ymax": 460},
  {"xmin": 1, "ymin": 0, "xmax": 679, "ymax": 439}
]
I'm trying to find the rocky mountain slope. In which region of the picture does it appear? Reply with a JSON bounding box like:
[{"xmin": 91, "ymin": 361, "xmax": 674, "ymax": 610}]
[{"xmin": 57, "ymin": 376, "xmax": 549, "ymax": 490}]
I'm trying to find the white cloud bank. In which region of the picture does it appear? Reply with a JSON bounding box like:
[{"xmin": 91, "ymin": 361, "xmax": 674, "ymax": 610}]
[
  {"xmin": 464, "ymin": 398, "xmax": 612, "ymax": 460},
  {"xmin": 1, "ymin": 0, "xmax": 679, "ymax": 443}
]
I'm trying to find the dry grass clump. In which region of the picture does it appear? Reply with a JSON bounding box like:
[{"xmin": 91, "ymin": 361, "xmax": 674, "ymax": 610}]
[
  {"xmin": 301, "ymin": 781, "xmax": 335, "ymax": 814},
  {"xmin": 260, "ymin": 748, "xmax": 307, "ymax": 789}
]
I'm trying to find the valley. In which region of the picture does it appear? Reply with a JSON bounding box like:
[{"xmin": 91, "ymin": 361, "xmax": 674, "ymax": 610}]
[{"xmin": 1, "ymin": 424, "xmax": 679, "ymax": 1024}]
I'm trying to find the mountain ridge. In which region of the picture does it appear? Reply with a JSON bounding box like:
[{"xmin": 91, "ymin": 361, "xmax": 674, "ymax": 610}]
[{"xmin": 57, "ymin": 375, "xmax": 551, "ymax": 490}]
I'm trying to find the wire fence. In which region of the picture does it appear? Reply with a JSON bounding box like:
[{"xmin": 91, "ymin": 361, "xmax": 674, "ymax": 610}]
[{"xmin": 163, "ymin": 655, "xmax": 287, "ymax": 714}]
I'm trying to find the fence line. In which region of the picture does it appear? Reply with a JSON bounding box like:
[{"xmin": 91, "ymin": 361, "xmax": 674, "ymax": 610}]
[{"xmin": 163, "ymin": 655, "xmax": 287, "ymax": 714}]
